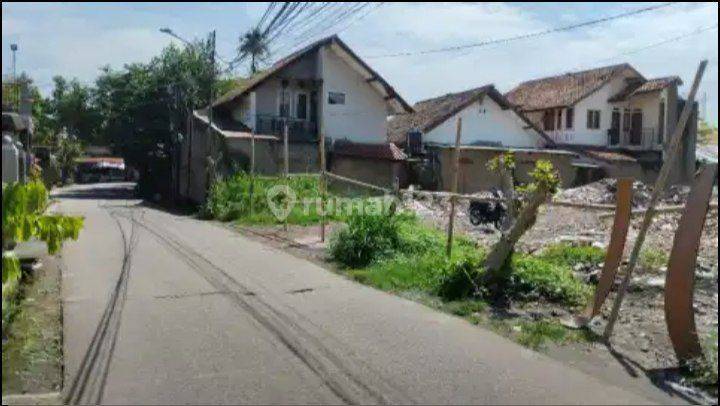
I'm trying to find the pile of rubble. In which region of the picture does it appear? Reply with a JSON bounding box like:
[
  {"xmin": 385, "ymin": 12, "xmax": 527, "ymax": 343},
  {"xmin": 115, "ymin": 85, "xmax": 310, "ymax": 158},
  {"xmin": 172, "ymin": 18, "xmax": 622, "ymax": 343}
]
[{"xmin": 555, "ymin": 179, "xmax": 691, "ymax": 208}]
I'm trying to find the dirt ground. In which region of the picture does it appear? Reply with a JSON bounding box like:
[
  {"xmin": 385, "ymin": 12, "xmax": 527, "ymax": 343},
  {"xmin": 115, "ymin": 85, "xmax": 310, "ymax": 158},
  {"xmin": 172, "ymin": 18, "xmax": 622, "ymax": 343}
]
[{"xmin": 2, "ymin": 255, "xmax": 63, "ymax": 396}]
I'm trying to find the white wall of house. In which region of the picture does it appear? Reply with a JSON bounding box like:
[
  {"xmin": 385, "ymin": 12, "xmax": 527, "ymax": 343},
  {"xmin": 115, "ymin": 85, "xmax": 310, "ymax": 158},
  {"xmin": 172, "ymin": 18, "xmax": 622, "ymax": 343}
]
[
  {"xmin": 319, "ymin": 46, "xmax": 388, "ymax": 144},
  {"xmin": 224, "ymin": 44, "xmax": 391, "ymax": 143},
  {"xmin": 423, "ymin": 96, "xmax": 543, "ymax": 148}
]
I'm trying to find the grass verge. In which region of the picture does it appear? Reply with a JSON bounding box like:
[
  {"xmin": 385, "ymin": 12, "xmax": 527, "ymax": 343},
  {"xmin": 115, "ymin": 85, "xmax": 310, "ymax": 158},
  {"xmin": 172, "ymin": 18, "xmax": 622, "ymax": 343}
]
[
  {"xmin": 2, "ymin": 257, "xmax": 63, "ymax": 394},
  {"xmin": 328, "ymin": 213, "xmax": 598, "ymax": 351}
]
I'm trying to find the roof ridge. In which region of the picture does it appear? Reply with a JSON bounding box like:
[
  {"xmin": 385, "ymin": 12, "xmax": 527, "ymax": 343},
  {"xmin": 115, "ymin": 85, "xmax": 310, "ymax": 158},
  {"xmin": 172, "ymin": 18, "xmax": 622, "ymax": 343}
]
[
  {"xmin": 515, "ymin": 63, "xmax": 632, "ymax": 87},
  {"xmin": 415, "ymin": 84, "xmax": 494, "ymax": 107}
]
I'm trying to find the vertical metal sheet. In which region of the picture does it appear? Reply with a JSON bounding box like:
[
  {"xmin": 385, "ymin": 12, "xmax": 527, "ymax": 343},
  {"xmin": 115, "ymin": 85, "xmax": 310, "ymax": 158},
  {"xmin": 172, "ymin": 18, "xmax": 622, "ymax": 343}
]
[{"xmin": 665, "ymin": 164, "xmax": 718, "ymax": 361}]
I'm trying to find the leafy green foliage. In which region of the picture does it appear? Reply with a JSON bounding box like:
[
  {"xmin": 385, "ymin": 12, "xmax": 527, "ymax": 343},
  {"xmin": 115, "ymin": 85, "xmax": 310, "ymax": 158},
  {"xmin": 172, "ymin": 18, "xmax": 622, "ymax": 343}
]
[
  {"xmin": 486, "ymin": 151, "xmax": 516, "ymax": 172},
  {"xmin": 330, "ymin": 212, "xmax": 401, "ymax": 268},
  {"xmin": 697, "ymin": 119, "xmax": 718, "ymax": 145},
  {"xmin": 538, "ymin": 243, "xmax": 605, "ymax": 268},
  {"xmin": 205, "ymin": 173, "xmax": 333, "ymax": 224},
  {"xmin": 2, "ymin": 251, "xmax": 21, "ymax": 286},
  {"xmin": 683, "ymin": 332, "xmax": 719, "ymax": 396},
  {"xmin": 639, "ymin": 248, "xmax": 669, "ymax": 270},
  {"xmin": 505, "ymin": 255, "xmax": 591, "ymax": 306},
  {"xmin": 237, "ymin": 27, "xmax": 270, "ymax": 74},
  {"xmin": 438, "ymin": 251, "xmax": 590, "ymax": 306},
  {"xmin": 2, "ymin": 182, "xmax": 84, "ymax": 287}
]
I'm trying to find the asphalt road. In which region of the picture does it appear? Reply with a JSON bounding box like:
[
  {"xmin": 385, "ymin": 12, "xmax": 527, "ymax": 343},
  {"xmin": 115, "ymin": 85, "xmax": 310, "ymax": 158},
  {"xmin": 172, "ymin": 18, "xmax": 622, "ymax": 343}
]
[{"xmin": 54, "ymin": 183, "xmax": 673, "ymax": 405}]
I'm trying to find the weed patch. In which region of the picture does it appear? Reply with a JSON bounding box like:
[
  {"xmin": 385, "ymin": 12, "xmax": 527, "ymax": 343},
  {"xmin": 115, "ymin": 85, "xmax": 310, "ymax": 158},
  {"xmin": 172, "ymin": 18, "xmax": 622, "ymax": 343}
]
[
  {"xmin": 538, "ymin": 243, "xmax": 605, "ymax": 267},
  {"xmin": 682, "ymin": 332, "xmax": 719, "ymax": 396},
  {"xmin": 639, "ymin": 248, "xmax": 669, "ymax": 270}
]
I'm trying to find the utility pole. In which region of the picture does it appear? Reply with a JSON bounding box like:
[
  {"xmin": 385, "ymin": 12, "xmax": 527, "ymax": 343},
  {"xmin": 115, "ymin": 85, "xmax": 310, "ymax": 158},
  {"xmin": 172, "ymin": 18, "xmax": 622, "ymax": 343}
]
[
  {"xmin": 10, "ymin": 43, "xmax": 18, "ymax": 111},
  {"xmin": 208, "ymin": 30, "xmax": 216, "ymax": 134}
]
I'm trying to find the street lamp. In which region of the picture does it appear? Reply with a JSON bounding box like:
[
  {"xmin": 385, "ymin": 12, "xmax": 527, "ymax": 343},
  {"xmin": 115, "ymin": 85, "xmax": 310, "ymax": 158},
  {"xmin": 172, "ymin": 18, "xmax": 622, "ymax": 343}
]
[{"xmin": 159, "ymin": 27, "xmax": 193, "ymax": 47}]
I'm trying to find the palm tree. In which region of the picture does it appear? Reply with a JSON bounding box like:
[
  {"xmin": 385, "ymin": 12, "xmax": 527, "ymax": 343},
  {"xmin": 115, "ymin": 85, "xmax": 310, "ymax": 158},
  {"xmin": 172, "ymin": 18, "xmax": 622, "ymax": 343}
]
[{"xmin": 237, "ymin": 27, "xmax": 270, "ymax": 75}]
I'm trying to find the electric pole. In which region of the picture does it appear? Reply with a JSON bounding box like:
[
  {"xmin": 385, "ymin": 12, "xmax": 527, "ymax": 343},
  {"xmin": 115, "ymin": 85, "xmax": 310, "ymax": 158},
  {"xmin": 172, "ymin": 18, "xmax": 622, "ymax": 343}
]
[{"xmin": 11, "ymin": 43, "xmax": 18, "ymax": 111}]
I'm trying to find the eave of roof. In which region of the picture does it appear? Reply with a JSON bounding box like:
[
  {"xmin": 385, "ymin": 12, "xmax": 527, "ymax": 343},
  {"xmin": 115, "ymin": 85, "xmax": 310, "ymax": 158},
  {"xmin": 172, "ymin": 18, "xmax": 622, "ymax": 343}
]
[
  {"xmin": 608, "ymin": 76, "xmax": 683, "ymax": 103},
  {"xmin": 388, "ymin": 85, "xmax": 555, "ymax": 147}
]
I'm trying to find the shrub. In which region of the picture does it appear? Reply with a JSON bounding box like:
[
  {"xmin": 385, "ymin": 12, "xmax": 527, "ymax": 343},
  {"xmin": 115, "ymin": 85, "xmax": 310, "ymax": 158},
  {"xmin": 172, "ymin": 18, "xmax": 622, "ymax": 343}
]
[
  {"xmin": 203, "ymin": 173, "xmax": 328, "ymax": 224},
  {"xmin": 437, "ymin": 253, "xmax": 591, "ymax": 306},
  {"xmin": 639, "ymin": 248, "xmax": 669, "ymax": 270},
  {"xmin": 539, "ymin": 243, "xmax": 605, "ymax": 267},
  {"xmin": 507, "ymin": 255, "xmax": 591, "ymax": 306},
  {"xmin": 330, "ymin": 212, "xmax": 401, "ymax": 268}
]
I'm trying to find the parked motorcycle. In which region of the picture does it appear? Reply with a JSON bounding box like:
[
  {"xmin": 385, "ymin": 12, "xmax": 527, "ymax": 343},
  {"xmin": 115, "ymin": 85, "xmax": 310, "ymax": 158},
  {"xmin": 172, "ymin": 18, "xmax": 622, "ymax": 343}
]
[{"xmin": 468, "ymin": 189, "xmax": 507, "ymax": 230}]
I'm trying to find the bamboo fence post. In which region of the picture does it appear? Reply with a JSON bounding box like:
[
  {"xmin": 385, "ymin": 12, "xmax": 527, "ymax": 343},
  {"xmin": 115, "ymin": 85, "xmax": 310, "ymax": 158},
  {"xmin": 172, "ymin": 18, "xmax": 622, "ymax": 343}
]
[
  {"xmin": 446, "ymin": 117, "xmax": 463, "ymax": 257},
  {"xmin": 319, "ymin": 132, "xmax": 327, "ymax": 242},
  {"xmin": 283, "ymin": 121, "xmax": 289, "ymax": 233},
  {"xmin": 249, "ymin": 130, "xmax": 256, "ymax": 216},
  {"xmin": 604, "ymin": 60, "xmax": 708, "ymax": 340}
]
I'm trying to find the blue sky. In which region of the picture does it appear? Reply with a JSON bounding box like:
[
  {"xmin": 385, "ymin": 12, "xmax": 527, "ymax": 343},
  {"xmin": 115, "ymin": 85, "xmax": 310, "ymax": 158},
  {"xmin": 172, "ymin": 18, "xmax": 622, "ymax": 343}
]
[{"xmin": 2, "ymin": 2, "xmax": 718, "ymax": 124}]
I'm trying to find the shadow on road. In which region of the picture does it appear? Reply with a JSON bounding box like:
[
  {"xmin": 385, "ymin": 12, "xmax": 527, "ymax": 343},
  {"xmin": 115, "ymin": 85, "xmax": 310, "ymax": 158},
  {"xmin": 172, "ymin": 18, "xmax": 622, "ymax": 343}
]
[{"xmin": 52, "ymin": 183, "xmax": 138, "ymax": 200}]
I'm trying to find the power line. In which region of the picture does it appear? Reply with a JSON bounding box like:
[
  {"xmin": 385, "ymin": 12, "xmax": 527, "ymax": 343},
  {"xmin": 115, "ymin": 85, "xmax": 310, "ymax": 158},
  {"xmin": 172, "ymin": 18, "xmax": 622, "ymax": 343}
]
[
  {"xmin": 272, "ymin": 2, "xmax": 375, "ymax": 57},
  {"xmin": 365, "ymin": 2, "xmax": 677, "ymax": 59},
  {"xmin": 593, "ymin": 23, "xmax": 718, "ymax": 64}
]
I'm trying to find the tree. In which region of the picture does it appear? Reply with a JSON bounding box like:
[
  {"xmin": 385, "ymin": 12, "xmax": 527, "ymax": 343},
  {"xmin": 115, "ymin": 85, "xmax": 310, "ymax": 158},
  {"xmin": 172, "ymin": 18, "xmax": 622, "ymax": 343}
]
[
  {"xmin": 92, "ymin": 36, "xmax": 217, "ymax": 198},
  {"xmin": 483, "ymin": 160, "xmax": 560, "ymax": 292},
  {"xmin": 237, "ymin": 27, "xmax": 270, "ymax": 74},
  {"xmin": 47, "ymin": 76, "xmax": 101, "ymax": 144},
  {"xmin": 697, "ymin": 119, "xmax": 718, "ymax": 145},
  {"xmin": 55, "ymin": 133, "xmax": 82, "ymax": 184}
]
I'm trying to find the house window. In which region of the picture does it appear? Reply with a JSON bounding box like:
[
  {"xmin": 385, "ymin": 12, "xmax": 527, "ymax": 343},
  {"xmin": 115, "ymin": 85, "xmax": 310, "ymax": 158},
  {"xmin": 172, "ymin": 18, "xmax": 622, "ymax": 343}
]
[
  {"xmin": 586, "ymin": 110, "xmax": 601, "ymax": 129},
  {"xmin": 328, "ymin": 91, "xmax": 345, "ymax": 105},
  {"xmin": 296, "ymin": 93, "xmax": 308, "ymax": 120},
  {"xmin": 543, "ymin": 110, "xmax": 555, "ymax": 131},
  {"xmin": 565, "ymin": 107, "xmax": 574, "ymax": 129}
]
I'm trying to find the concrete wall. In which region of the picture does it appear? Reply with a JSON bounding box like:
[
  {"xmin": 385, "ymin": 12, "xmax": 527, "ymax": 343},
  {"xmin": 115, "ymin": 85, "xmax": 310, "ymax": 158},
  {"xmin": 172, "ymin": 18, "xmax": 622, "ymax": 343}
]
[
  {"xmin": 423, "ymin": 96, "xmax": 544, "ymax": 148},
  {"xmin": 178, "ymin": 115, "xmax": 323, "ymax": 204},
  {"xmin": 330, "ymin": 156, "xmax": 405, "ymax": 190},
  {"xmin": 319, "ymin": 46, "xmax": 388, "ymax": 144},
  {"xmin": 433, "ymin": 147, "xmax": 579, "ymax": 193}
]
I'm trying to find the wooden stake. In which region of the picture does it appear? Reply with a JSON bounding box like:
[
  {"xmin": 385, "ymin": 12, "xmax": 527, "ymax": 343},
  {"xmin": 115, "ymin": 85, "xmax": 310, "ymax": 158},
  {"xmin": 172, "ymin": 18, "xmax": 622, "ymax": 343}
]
[
  {"xmin": 250, "ymin": 130, "xmax": 256, "ymax": 216},
  {"xmin": 283, "ymin": 121, "xmax": 290, "ymax": 177},
  {"xmin": 446, "ymin": 117, "xmax": 463, "ymax": 257},
  {"xmin": 604, "ymin": 60, "xmax": 708, "ymax": 340},
  {"xmin": 319, "ymin": 132, "xmax": 327, "ymax": 242},
  {"xmin": 283, "ymin": 121, "xmax": 289, "ymax": 233}
]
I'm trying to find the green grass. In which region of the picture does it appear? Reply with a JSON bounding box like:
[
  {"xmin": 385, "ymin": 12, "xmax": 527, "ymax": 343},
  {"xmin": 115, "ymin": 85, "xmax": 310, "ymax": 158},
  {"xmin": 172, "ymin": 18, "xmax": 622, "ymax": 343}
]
[
  {"xmin": 2, "ymin": 261, "xmax": 63, "ymax": 394},
  {"xmin": 327, "ymin": 213, "xmax": 599, "ymax": 353},
  {"xmin": 683, "ymin": 331, "xmax": 719, "ymax": 396},
  {"xmin": 538, "ymin": 243, "xmax": 605, "ymax": 267},
  {"xmin": 507, "ymin": 255, "xmax": 593, "ymax": 306},
  {"xmin": 639, "ymin": 247, "xmax": 669, "ymax": 270},
  {"xmin": 331, "ymin": 214, "xmax": 591, "ymax": 307}
]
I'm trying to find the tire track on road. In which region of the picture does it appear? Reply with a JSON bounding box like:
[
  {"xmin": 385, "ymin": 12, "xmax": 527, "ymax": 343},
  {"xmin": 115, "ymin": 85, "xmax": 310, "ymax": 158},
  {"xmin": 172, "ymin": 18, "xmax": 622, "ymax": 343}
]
[
  {"xmin": 64, "ymin": 205, "xmax": 142, "ymax": 405},
  {"xmin": 121, "ymin": 211, "xmax": 414, "ymax": 405}
]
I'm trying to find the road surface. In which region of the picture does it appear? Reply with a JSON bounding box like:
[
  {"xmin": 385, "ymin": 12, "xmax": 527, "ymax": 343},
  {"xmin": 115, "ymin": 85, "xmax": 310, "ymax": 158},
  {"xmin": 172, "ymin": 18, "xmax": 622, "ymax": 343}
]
[{"xmin": 54, "ymin": 183, "xmax": 675, "ymax": 405}]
